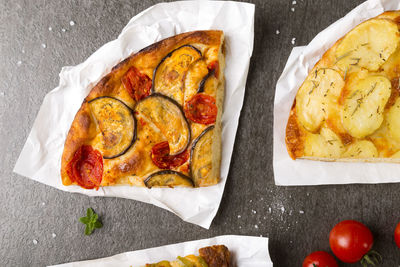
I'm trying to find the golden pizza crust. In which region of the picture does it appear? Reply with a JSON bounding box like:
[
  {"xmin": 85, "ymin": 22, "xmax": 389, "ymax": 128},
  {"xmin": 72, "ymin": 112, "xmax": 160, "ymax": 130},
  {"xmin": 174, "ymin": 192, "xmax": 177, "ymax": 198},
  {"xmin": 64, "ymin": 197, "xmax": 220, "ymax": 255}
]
[
  {"xmin": 61, "ymin": 30, "xmax": 225, "ymax": 187},
  {"xmin": 286, "ymin": 11, "xmax": 400, "ymax": 161}
]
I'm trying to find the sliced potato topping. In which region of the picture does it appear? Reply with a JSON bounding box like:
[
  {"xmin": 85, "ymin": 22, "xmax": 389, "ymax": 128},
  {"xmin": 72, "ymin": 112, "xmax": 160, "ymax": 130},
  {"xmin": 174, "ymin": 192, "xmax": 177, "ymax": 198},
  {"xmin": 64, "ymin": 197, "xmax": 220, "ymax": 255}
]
[
  {"xmin": 335, "ymin": 19, "xmax": 400, "ymax": 72},
  {"xmin": 304, "ymin": 127, "xmax": 344, "ymax": 158},
  {"xmin": 342, "ymin": 140, "xmax": 378, "ymax": 158},
  {"xmin": 386, "ymin": 97, "xmax": 400, "ymax": 142},
  {"xmin": 296, "ymin": 68, "xmax": 345, "ymax": 132},
  {"xmin": 391, "ymin": 150, "xmax": 400, "ymax": 158},
  {"xmin": 342, "ymin": 75, "xmax": 391, "ymax": 138}
]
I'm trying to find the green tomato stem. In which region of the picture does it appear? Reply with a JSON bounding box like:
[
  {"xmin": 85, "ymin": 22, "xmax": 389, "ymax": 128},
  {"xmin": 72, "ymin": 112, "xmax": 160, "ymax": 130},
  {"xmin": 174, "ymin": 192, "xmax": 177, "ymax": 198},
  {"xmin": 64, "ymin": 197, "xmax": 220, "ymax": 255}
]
[{"xmin": 360, "ymin": 250, "xmax": 382, "ymax": 267}]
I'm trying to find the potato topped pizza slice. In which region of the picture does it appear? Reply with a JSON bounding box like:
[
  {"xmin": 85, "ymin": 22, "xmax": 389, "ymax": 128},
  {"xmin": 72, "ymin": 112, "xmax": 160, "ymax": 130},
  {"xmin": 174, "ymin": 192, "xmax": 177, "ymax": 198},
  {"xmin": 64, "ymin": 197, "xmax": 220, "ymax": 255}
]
[
  {"xmin": 144, "ymin": 245, "xmax": 231, "ymax": 267},
  {"xmin": 286, "ymin": 11, "xmax": 400, "ymax": 162},
  {"xmin": 61, "ymin": 31, "xmax": 225, "ymax": 189}
]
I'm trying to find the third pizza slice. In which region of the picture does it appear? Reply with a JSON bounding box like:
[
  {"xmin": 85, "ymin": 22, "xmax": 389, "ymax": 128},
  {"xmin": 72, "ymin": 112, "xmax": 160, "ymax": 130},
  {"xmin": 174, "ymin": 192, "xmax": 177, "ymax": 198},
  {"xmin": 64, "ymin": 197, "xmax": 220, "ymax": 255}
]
[
  {"xmin": 144, "ymin": 245, "xmax": 230, "ymax": 267},
  {"xmin": 286, "ymin": 11, "xmax": 400, "ymax": 161}
]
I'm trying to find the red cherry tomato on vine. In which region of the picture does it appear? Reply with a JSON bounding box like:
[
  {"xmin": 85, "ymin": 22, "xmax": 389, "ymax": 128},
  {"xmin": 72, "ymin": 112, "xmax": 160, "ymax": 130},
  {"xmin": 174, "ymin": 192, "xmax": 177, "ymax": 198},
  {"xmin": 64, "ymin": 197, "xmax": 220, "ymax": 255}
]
[
  {"xmin": 395, "ymin": 222, "xmax": 400, "ymax": 249},
  {"xmin": 302, "ymin": 251, "xmax": 338, "ymax": 267},
  {"xmin": 329, "ymin": 220, "xmax": 373, "ymax": 263}
]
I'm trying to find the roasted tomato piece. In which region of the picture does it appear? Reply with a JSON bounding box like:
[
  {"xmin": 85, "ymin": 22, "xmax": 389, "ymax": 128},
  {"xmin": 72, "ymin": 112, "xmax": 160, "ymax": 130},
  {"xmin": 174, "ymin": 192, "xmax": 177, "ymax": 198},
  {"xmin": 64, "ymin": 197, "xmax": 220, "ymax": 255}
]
[
  {"xmin": 184, "ymin": 94, "xmax": 217, "ymax": 125},
  {"xmin": 66, "ymin": 145, "xmax": 103, "ymax": 189},
  {"xmin": 207, "ymin": 60, "xmax": 219, "ymax": 78},
  {"xmin": 121, "ymin": 67, "xmax": 152, "ymax": 101},
  {"xmin": 151, "ymin": 141, "xmax": 189, "ymax": 169}
]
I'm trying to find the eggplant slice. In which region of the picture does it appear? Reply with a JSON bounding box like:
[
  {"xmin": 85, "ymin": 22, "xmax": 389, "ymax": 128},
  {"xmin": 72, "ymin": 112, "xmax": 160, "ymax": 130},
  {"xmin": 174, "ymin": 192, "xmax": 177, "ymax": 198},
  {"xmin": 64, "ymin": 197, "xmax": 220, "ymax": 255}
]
[
  {"xmin": 183, "ymin": 60, "xmax": 209, "ymax": 103},
  {"xmin": 144, "ymin": 170, "xmax": 194, "ymax": 188},
  {"xmin": 190, "ymin": 126, "xmax": 214, "ymax": 187},
  {"xmin": 198, "ymin": 69, "xmax": 216, "ymax": 93},
  {"xmin": 152, "ymin": 45, "xmax": 202, "ymax": 105},
  {"xmin": 88, "ymin": 96, "xmax": 136, "ymax": 159},
  {"xmin": 135, "ymin": 93, "xmax": 191, "ymax": 155}
]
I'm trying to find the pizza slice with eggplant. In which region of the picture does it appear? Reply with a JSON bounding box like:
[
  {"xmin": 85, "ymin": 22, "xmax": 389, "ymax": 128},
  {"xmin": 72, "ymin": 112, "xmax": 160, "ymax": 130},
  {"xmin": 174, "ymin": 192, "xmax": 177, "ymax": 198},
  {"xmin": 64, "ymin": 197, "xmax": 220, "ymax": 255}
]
[
  {"xmin": 61, "ymin": 30, "xmax": 225, "ymax": 189},
  {"xmin": 286, "ymin": 11, "xmax": 400, "ymax": 162},
  {"xmin": 144, "ymin": 245, "xmax": 231, "ymax": 267}
]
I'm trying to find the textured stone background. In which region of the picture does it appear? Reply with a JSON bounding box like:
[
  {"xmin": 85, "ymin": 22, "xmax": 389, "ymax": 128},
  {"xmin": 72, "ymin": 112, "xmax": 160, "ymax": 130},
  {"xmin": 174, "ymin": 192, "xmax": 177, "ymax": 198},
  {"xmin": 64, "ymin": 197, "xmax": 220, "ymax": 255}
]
[{"xmin": 1, "ymin": 0, "xmax": 400, "ymax": 266}]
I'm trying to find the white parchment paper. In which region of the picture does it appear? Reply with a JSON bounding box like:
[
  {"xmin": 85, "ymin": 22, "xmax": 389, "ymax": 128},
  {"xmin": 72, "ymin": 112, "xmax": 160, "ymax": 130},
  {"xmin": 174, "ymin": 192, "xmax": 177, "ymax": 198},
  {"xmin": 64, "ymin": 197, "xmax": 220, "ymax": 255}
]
[
  {"xmin": 274, "ymin": 0, "xmax": 400, "ymax": 186},
  {"xmin": 48, "ymin": 235, "xmax": 272, "ymax": 267},
  {"xmin": 14, "ymin": 1, "xmax": 255, "ymax": 228}
]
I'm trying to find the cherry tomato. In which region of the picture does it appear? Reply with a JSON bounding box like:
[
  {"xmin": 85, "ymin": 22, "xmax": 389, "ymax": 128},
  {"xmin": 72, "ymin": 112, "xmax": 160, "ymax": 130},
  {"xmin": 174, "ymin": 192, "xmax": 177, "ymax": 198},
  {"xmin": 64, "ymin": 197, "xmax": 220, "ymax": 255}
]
[
  {"xmin": 184, "ymin": 94, "xmax": 217, "ymax": 125},
  {"xmin": 303, "ymin": 251, "xmax": 338, "ymax": 267},
  {"xmin": 151, "ymin": 141, "xmax": 189, "ymax": 169},
  {"xmin": 329, "ymin": 220, "xmax": 373, "ymax": 263},
  {"xmin": 395, "ymin": 222, "xmax": 400, "ymax": 249},
  {"xmin": 121, "ymin": 67, "xmax": 152, "ymax": 101},
  {"xmin": 67, "ymin": 145, "xmax": 103, "ymax": 189}
]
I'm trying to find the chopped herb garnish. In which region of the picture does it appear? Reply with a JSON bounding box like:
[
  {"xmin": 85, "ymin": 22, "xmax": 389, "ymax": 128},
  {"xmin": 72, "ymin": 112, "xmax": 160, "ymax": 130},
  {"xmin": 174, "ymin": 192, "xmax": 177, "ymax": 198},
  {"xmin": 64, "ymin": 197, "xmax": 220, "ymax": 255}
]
[
  {"xmin": 335, "ymin": 51, "xmax": 353, "ymax": 63},
  {"xmin": 79, "ymin": 208, "xmax": 103, "ymax": 236},
  {"xmin": 361, "ymin": 42, "xmax": 369, "ymax": 46},
  {"xmin": 327, "ymin": 139, "xmax": 337, "ymax": 145},
  {"xmin": 350, "ymin": 57, "xmax": 361, "ymax": 66},
  {"xmin": 351, "ymin": 97, "xmax": 363, "ymax": 116},
  {"xmin": 308, "ymin": 80, "xmax": 318, "ymax": 94},
  {"xmin": 366, "ymin": 83, "xmax": 377, "ymax": 96},
  {"xmin": 324, "ymin": 88, "xmax": 330, "ymax": 97},
  {"xmin": 343, "ymin": 66, "xmax": 350, "ymax": 80},
  {"xmin": 348, "ymin": 89, "xmax": 359, "ymax": 99}
]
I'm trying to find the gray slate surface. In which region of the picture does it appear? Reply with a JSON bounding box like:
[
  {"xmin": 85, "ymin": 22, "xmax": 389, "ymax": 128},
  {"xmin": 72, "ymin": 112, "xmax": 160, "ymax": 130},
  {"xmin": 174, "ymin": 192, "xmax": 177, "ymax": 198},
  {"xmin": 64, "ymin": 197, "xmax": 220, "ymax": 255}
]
[{"xmin": 1, "ymin": 0, "xmax": 400, "ymax": 266}]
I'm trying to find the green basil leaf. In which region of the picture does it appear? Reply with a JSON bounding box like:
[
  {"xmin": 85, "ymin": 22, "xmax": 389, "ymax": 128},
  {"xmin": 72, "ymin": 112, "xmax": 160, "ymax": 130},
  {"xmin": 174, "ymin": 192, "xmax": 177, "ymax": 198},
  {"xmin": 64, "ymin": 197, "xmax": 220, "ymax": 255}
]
[
  {"xmin": 94, "ymin": 221, "xmax": 103, "ymax": 229},
  {"xmin": 79, "ymin": 217, "xmax": 89, "ymax": 225},
  {"xmin": 87, "ymin": 208, "xmax": 94, "ymax": 218},
  {"xmin": 85, "ymin": 225, "xmax": 92, "ymax": 236},
  {"xmin": 92, "ymin": 213, "xmax": 98, "ymax": 222}
]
